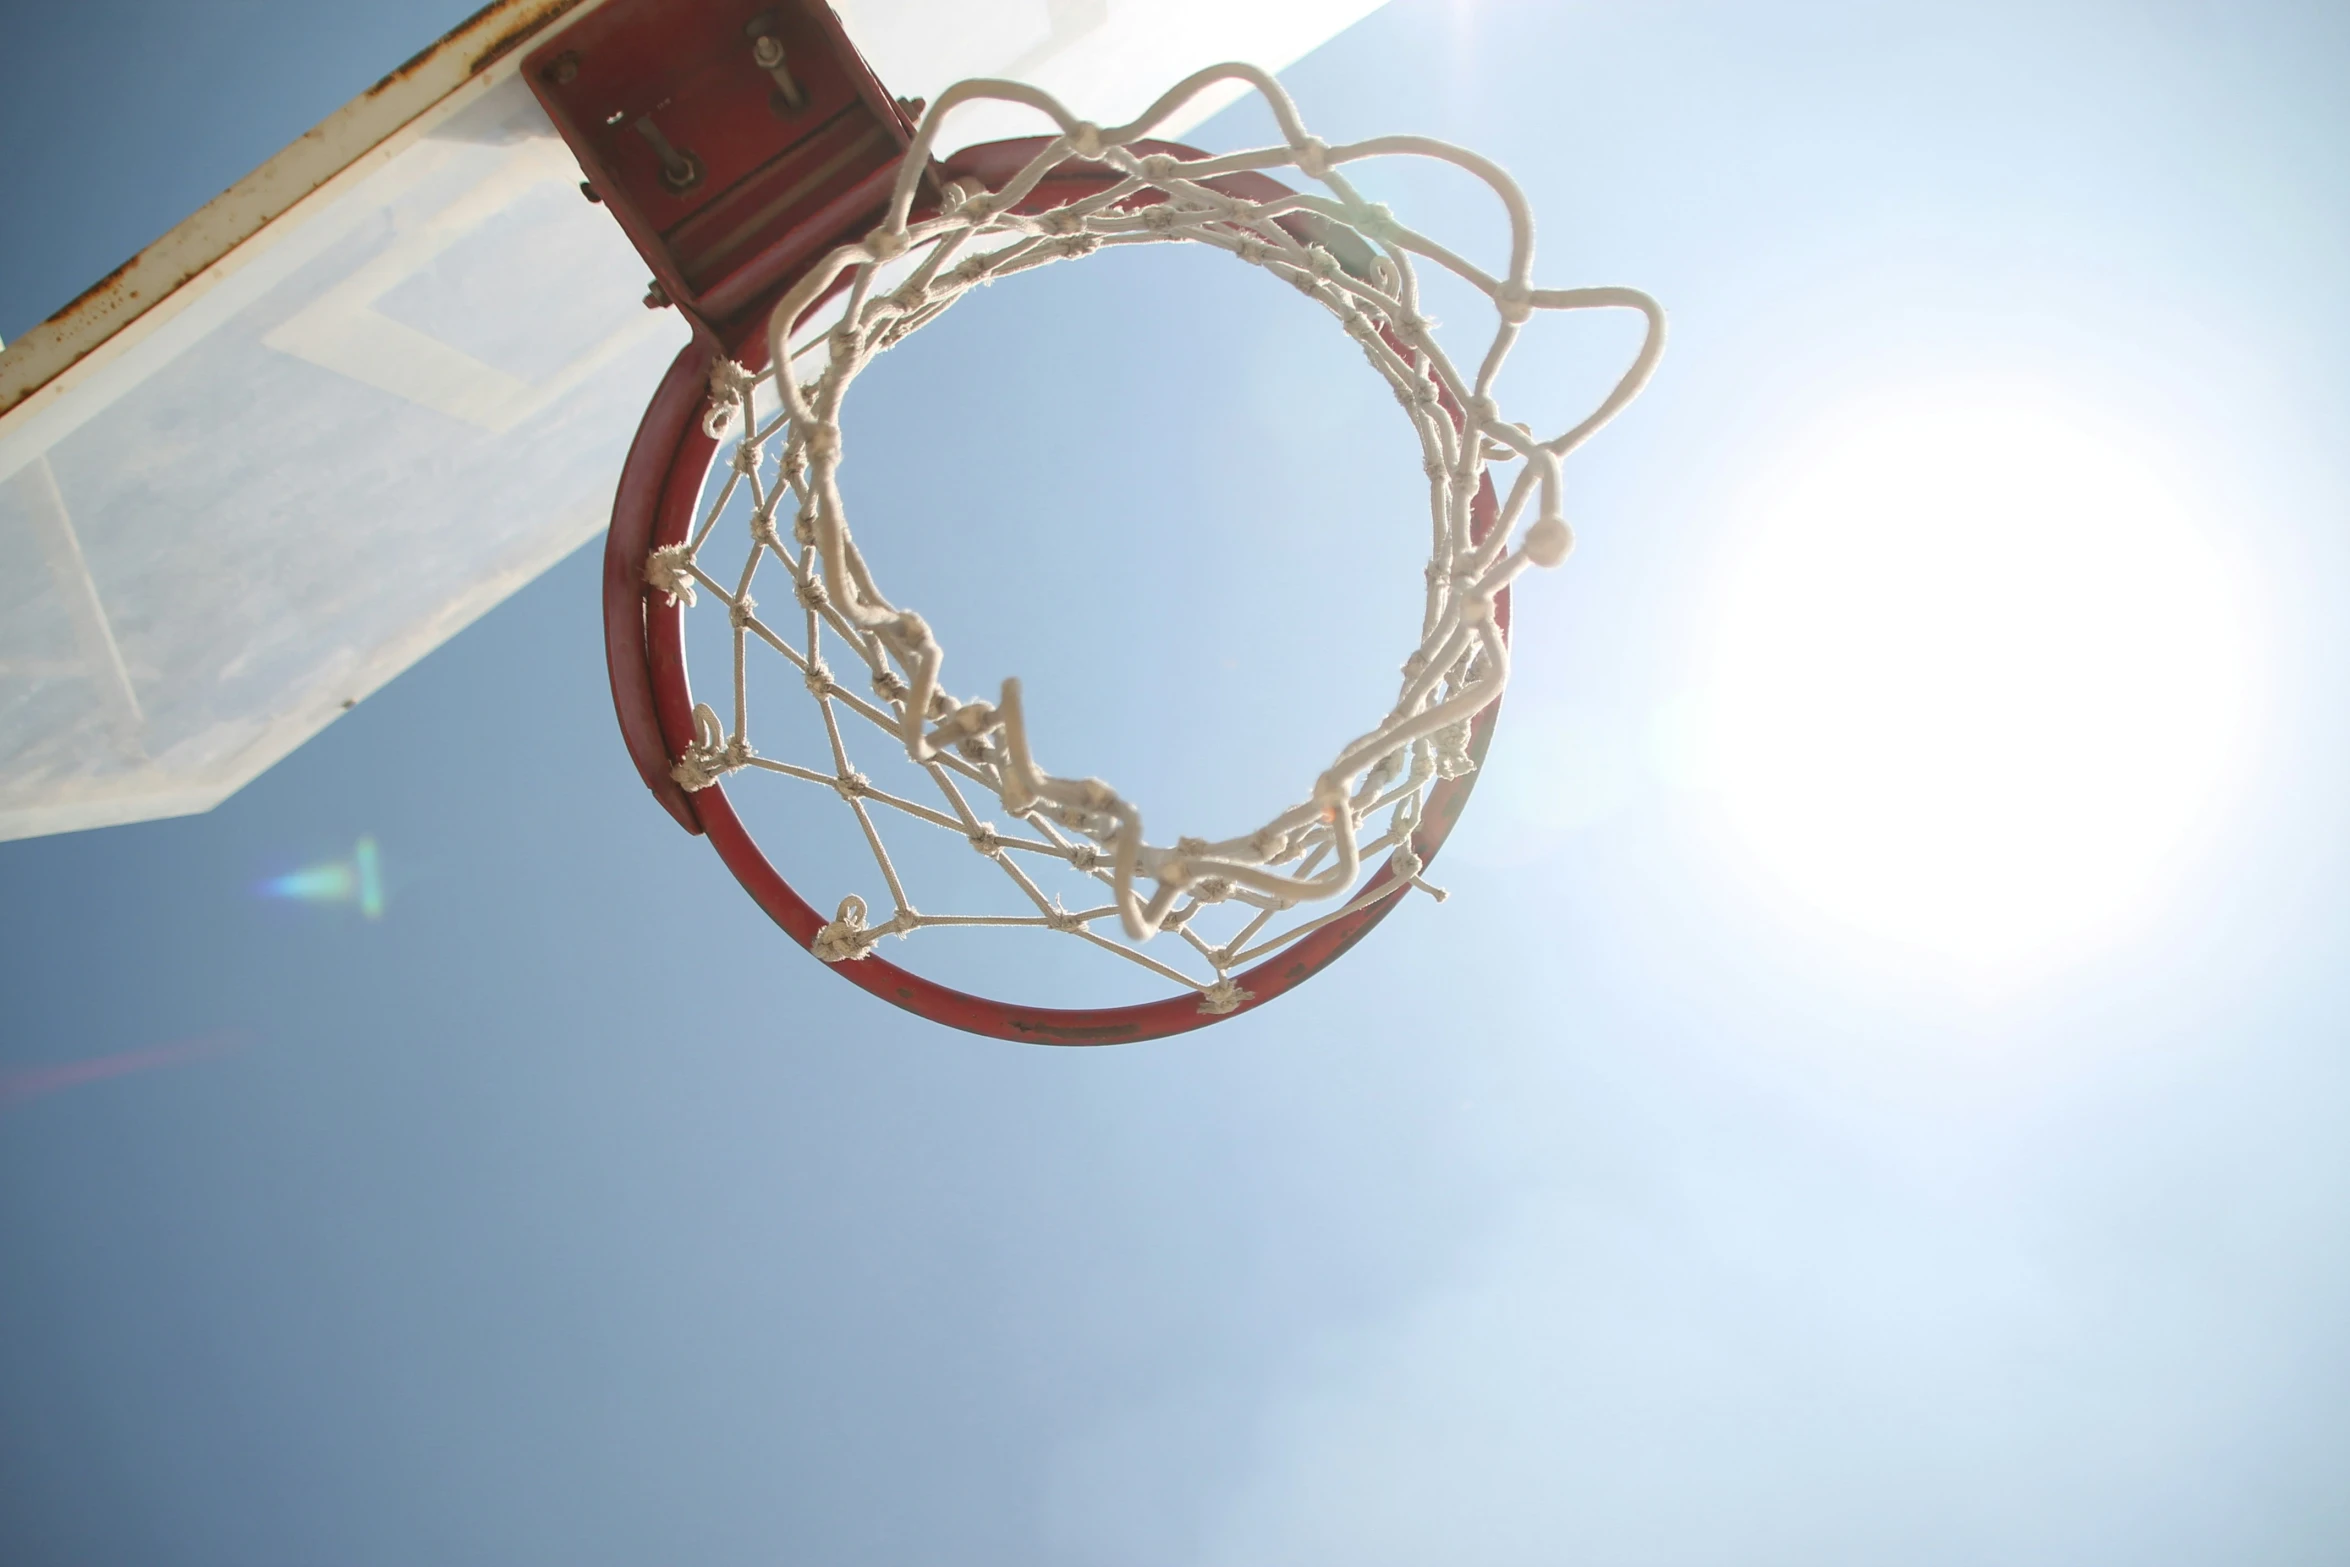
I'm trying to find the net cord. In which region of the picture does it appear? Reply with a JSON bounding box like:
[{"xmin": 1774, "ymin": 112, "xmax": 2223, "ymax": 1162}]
[{"xmin": 650, "ymin": 65, "xmax": 1662, "ymax": 1005}]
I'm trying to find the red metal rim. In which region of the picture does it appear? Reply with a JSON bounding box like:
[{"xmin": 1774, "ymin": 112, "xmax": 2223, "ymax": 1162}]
[{"xmin": 605, "ymin": 141, "xmax": 1510, "ymax": 1044}]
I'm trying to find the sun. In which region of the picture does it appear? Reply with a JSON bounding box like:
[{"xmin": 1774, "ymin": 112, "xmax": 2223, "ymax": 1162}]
[{"xmin": 1691, "ymin": 385, "xmax": 2254, "ymax": 974}]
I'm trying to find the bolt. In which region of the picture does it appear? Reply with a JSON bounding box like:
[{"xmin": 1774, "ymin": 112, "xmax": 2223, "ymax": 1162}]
[
  {"xmin": 633, "ymin": 116, "xmax": 704, "ymax": 194},
  {"xmin": 744, "ymin": 11, "xmax": 808, "ymax": 113},
  {"xmin": 541, "ymin": 50, "xmax": 580, "ymax": 86},
  {"xmin": 579, "ymin": 180, "xmax": 601, "ymax": 203}
]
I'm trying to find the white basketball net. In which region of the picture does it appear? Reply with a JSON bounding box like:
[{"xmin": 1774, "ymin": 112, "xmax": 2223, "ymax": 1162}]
[{"xmin": 647, "ymin": 65, "xmax": 1662, "ymax": 1014}]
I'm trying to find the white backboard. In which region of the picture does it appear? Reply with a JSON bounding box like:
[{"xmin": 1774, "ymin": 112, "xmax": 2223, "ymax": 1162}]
[{"xmin": 0, "ymin": 0, "xmax": 1382, "ymax": 840}]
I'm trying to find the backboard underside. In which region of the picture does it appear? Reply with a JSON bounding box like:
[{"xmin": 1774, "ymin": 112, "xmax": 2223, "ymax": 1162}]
[{"xmin": 0, "ymin": 0, "xmax": 1383, "ymax": 841}]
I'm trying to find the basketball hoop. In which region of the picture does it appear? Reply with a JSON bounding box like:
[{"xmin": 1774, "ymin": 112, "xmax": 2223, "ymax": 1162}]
[{"xmin": 605, "ymin": 65, "xmax": 1663, "ymax": 1042}]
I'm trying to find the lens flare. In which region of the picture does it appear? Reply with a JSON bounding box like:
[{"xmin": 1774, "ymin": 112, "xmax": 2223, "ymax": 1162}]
[
  {"xmin": 355, "ymin": 835, "xmax": 383, "ymax": 918},
  {"xmin": 1692, "ymin": 385, "xmax": 2254, "ymax": 974},
  {"xmin": 0, "ymin": 1029, "xmax": 249, "ymax": 1110},
  {"xmin": 259, "ymin": 834, "xmax": 385, "ymax": 917}
]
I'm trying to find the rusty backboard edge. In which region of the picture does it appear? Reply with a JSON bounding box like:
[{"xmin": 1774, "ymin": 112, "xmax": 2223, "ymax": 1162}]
[{"xmin": 0, "ymin": 0, "xmax": 617, "ymax": 432}]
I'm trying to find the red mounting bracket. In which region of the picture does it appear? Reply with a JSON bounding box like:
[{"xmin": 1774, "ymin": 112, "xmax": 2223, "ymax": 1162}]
[{"xmin": 522, "ymin": 0, "xmax": 927, "ymax": 352}]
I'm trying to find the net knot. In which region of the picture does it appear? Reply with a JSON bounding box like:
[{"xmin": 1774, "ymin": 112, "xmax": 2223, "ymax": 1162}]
[
  {"xmin": 1067, "ymin": 844, "xmax": 1104, "ymax": 874},
  {"xmin": 832, "ymin": 770, "xmax": 870, "ymax": 801},
  {"xmin": 729, "ymin": 592, "xmax": 757, "ymax": 631},
  {"xmin": 1045, "ymin": 905, "xmax": 1086, "ymax": 933},
  {"xmin": 1197, "ymin": 977, "xmax": 1254, "ymax": 1015},
  {"xmin": 1055, "ymin": 233, "xmax": 1100, "ymax": 259},
  {"xmin": 949, "ymin": 253, "xmax": 993, "ymax": 287},
  {"xmin": 1138, "ymin": 152, "xmax": 1177, "ymax": 183},
  {"xmin": 644, "ymin": 544, "xmax": 696, "ymax": 607},
  {"xmin": 1140, "ymin": 203, "xmax": 1179, "ymax": 233},
  {"xmin": 1192, "ymin": 877, "xmax": 1233, "ymax": 903},
  {"xmin": 1294, "ymin": 137, "xmax": 1331, "ymax": 180},
  {"xmin": 671, "ymin": 703, "xmax": 747, "ymax": 791},
  {"xmin": 814, "ymin": 896, "xmax": 881, "ymax": 962},
  {"xmin": 935, "ymin": 701, "xmax": 996, "ymax": 742},
  {"xmin": 1235, "ymin": 236, "xmax": 1271, "ymax": 265},
  {"xmin": 708, "ymin": 358, "xmax": 754, "ymax": 400},
  {"xmin": 1067, "ymin": 121, "xmax": 1105, "ymax": 159},
  {"xmin": 1495, "ymin": 281, "xmax": 1534, "ymax": 325},
  {"xmin": 794, "ymin": 575, "xmax": 830, "ymax": 611},
  {"xmin": 701, "ymin": 358, "xmax": 753, "ymax": 436},
  {"xmin": 729, "ymin": 437, "xmax": 763, "ymax": 476},
  {"xmin": 803, "ymin": 660, "xmax": 834, "ymax": 698},
  {"xmin": 967, "ymin": 825, "xmax": 1004, "ymax": 858},
  {"xmin": 871, "ymin": 667, "xmax": 910, "ymax": 705},
  {"xmin": 863, "ymin": 226, "xmax": 910, "ymax": 261},
  {"xmin": 671, "ymin": 752, "xmax": 723, "ymax": 792},
  {"xmin": 1433, "ymin": 720, "xmax": 1476, "ymax": 779}
]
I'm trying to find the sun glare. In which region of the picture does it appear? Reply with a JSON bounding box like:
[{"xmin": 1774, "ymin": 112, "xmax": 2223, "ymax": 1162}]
[{"xmin": 1694, "ymin": 387, "xmax": 2253, "ymax": 974}]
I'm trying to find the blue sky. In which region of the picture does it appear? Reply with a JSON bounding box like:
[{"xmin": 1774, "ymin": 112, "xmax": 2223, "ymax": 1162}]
[{"xmin": 4, "ymin": 2, "xmax": 2348, "ymax": 1563}]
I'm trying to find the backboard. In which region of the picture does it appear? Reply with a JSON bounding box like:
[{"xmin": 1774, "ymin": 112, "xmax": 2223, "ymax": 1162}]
[{"xmin": 0, "ymin": 0, "xmax": 1384, "ymax": 841}]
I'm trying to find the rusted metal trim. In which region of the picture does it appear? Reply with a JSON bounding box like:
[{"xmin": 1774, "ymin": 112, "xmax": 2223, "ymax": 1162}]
[{"xmin": 0, "ymin": 0, "xmax": 615, "ymax": 429}]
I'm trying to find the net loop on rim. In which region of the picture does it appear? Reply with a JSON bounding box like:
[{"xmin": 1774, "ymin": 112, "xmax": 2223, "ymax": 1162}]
[{"xmin": 656, "ymin": 64, "xmax": 1663, "ymax": 1010}]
